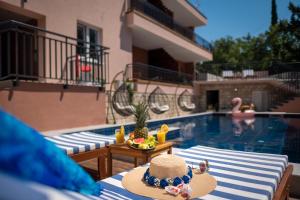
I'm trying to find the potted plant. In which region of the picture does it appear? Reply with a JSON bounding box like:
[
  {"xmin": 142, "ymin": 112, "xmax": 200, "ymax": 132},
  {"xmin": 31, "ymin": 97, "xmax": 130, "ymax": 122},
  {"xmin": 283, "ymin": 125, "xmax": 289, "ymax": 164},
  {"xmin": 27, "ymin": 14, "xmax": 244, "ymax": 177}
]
[{"xmin": 126, "ymin": 80, "xmax": 134, "ymax": 105}]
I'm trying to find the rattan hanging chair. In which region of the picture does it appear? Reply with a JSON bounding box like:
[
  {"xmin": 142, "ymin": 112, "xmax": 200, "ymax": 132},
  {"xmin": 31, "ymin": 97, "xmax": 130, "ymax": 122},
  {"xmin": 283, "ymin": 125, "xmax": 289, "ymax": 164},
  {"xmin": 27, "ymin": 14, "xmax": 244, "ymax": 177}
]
[
  {"xmin": 148, "ymin": 87, "xmax": 170, "ymax": 114},
  {"xmin": 112, "ymin": 83, "xmax": 134, "ymax": 116},
  {"xmin": 178, "ymin": 89, "xmax": 196, "ymax": 111}
]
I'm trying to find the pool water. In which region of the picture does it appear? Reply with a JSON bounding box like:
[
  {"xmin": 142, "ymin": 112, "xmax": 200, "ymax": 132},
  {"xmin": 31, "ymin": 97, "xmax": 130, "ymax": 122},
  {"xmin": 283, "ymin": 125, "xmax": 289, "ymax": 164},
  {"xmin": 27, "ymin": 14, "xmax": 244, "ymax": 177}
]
[
  {"xmin": 165, "ymin": 114, "xmax": 300, "ymax": 163},
  {"xmin": 91, "ymin": 113, "xmax": 300, "ymax": 163}
]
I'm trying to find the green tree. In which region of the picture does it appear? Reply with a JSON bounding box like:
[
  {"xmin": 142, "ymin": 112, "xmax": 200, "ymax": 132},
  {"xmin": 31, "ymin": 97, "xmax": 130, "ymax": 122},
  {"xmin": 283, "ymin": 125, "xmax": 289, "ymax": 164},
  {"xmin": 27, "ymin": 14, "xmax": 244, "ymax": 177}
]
[
  {"xmin": 271, "ymin": 0, "xmax": 278, "ymax": 26},
  {"xmin": 288, "ymin": 3, "xmax": 300, "ymax": 60},
  {"xmin": 267, "ymin": 3, "xmax": 300, "ymax": 61},
  {"xmin": 197, "ymin": 2, "xmax": 299, "ymax": 75}
]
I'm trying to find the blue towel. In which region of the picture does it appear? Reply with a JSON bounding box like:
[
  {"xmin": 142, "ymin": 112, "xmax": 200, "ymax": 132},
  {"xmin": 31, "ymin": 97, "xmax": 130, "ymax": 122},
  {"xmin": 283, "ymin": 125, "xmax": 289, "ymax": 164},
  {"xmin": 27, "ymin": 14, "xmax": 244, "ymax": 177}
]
[{"xmin": 0, "ymin": 109, "xmax": 102, "ymax": 196}]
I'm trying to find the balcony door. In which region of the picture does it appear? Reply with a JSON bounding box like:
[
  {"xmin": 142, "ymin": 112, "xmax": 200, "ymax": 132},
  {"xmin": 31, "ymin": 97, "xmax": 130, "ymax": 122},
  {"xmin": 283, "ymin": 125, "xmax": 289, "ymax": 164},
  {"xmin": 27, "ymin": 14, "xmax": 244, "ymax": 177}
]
[
  {"xmin": 76, "ymin": 23, "xmax": 102, "ymax": 82},
  {"xmin": 0, "ymin": 8, "xmax": 38, "ymax": 80}
]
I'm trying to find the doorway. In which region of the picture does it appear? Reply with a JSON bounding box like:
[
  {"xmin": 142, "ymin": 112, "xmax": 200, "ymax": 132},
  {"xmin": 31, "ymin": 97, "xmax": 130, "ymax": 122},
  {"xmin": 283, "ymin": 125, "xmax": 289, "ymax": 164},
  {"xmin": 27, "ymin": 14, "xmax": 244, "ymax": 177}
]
[
  {"xmin": 206, "ymin": 90, "xmax": 219, "ymax": 111},
  {"xmin": 0, "ymin": 8, "xmax": 38, "ymax": 80}
]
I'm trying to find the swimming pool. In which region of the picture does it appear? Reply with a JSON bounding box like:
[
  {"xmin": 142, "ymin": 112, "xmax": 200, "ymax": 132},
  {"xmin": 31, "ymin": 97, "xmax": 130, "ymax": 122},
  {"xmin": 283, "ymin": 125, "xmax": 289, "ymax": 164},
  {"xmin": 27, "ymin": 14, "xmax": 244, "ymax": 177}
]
[
  {"xmin": 165, "ymin": 114, "xmax": 300, "ymax": 163},
  {"xmin": 89, "ymin": 113, "xmax": 300, "ymax": 163}
]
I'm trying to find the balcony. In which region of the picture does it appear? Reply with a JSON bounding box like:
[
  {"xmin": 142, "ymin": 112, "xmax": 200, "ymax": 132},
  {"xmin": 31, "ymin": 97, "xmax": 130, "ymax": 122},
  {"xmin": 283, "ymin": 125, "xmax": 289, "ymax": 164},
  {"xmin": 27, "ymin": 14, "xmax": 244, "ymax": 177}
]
[
  {"xmin": 125, "ymin": 63, "xmax": 194, "ymax": 85},
  {"xmin": 129, "ymin": 0, "xmax": 212, "ymax": 52},
  {"xmin": 127, "ymin": 0, "xmax": 212, "ymax": 62},
  {"xmin": 0, "ymin": 20, "xmax": 109, "ymax": 88}
]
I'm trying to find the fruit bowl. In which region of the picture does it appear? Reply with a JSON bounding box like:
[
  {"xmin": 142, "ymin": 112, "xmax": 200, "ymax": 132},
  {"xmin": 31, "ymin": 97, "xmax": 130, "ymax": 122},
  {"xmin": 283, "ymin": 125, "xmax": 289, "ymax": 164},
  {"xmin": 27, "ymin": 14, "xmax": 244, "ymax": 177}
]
[
  {"xmin": 129, "ymin": 144, "xmax": 155, "ymax": 151},
  {"xmin": 127, "ymin": 136, "xmax": 157, "ymax": 151}
]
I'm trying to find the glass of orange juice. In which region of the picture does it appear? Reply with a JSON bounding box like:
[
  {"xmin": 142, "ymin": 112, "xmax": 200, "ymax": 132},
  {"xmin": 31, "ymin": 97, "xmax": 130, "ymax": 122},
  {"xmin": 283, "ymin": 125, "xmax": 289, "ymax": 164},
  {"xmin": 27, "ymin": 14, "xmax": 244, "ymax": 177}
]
[
  {"xmin": 115, "ymin": 129, "xmax": 125, "ymax": 144},
  {"xmin": 157, "ymin": 130, "xmax": 166, "ymax": 144}
]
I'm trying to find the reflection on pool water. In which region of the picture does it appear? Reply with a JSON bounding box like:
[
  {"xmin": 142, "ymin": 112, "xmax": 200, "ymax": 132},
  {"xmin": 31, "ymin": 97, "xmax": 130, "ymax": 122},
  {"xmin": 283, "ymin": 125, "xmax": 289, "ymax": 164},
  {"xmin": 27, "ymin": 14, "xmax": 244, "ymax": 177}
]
[{"xmin": 166, "ymin": 114, "xmax": 300, "ymax": 163}]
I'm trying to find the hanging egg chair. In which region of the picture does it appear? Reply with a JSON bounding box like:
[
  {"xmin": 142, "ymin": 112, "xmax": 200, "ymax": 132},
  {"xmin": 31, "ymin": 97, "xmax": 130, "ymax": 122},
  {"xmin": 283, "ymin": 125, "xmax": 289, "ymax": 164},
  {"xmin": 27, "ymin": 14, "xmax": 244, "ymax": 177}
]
[
  {"xmin": 178, "ymin": 89, "xmax": 196, "ymax": 111},
  {"xmin": 148, "ymin": 87, "xmax": 170, "ymax": 114},
  {"xmin": 112, "ymin": 83, "xmax": 134, "ymax": 116}
]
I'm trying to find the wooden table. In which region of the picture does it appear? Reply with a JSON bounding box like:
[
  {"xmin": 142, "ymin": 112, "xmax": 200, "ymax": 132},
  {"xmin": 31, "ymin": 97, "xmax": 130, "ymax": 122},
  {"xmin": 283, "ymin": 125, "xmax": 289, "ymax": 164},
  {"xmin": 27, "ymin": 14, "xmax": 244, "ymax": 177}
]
[{"xmin": 107, "ymin": 142, "xmax": 173, "ymax": 176}]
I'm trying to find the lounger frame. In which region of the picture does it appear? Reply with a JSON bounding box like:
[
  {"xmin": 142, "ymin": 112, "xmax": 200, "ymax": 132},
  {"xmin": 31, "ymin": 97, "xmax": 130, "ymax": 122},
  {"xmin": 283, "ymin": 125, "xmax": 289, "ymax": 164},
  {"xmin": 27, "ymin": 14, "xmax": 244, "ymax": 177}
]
[
  {"xmin": 70, "ymin": 147, "xmax": 108, "ymax": 179},
  {"xmin": 274, "ymin": 164, "xmax": 293, "ymax": 200}
]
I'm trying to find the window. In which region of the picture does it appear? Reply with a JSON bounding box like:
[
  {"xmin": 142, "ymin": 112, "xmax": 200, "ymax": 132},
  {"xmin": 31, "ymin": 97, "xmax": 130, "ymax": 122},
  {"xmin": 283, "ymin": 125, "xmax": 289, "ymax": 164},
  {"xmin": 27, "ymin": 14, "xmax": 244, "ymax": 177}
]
[
  {"xmin": 77, "ymin": 23, "xmax": 101, "ymax": 59},
  {"xmin": 76, "ymin": 23, "xmax": 102, "ymax": 83}
]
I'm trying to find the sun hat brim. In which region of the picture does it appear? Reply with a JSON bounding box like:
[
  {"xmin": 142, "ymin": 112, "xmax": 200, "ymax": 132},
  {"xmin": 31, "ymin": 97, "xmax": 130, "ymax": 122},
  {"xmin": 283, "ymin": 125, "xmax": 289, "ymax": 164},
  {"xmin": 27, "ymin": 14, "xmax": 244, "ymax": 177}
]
[{"xmin": 122, "ymin": 167, "xmax": 217, "ymax": 200}]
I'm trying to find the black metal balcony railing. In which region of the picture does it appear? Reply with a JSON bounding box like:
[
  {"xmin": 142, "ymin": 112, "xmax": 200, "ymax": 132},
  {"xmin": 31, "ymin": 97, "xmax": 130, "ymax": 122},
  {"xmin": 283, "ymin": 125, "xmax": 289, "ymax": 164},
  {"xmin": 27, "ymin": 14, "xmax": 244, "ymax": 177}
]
[
  {"xmin": 195, "ymin": 62, "xmax": 300, "ymax": 88},
  {"xmin": 129, "ymin": 0, "xmax": 212, "ymax": 52},
  {"xmin": 125, "ymin": 63, "xmax": 194, "ymax": 85},
  {"xmin": 195, "ymin": 62, "xmax": 300, "ymax": 103},
  {"xmin": 0, "ymin": 20, "xmax": 109, "ymax": 87}
]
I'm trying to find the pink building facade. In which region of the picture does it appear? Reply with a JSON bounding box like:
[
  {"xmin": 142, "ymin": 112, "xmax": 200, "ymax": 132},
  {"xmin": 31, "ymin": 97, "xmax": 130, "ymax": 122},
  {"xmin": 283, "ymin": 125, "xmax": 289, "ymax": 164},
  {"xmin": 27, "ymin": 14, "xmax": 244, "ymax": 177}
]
[{"xmin": 0, "ymin": 0, "xmax": 212, "ymax": 131}]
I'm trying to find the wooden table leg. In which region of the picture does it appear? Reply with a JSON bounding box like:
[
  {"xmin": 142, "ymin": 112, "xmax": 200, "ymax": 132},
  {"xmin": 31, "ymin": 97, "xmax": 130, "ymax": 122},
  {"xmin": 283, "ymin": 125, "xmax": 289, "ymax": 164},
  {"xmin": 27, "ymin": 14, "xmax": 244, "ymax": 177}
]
[
  {"xmin": 134, "ymin": 157, "xmax": 138, "ymax": 167},
  {"xmin": 168, "ymin": 147, "xmax": 172, "ymax": 154},
  {"xmin": 143, "ymin": 156, "xmax": 148, "ymax": 165},
  {"xmin": 98, "ymin": 155, "xmax": 106, "ymax": 179},
  {"xmin": 107, "ymin": 151, "xmax": 112, "ymax": 177}
]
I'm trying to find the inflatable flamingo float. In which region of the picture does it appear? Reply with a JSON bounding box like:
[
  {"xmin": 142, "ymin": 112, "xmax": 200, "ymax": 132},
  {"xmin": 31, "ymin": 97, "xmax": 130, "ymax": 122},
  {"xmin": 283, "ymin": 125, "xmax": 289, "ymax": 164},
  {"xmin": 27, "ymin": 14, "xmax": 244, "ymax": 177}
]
[
  {"xmin": 232, "ymin": 118, "xmax": 243, "ymax": 136},
  {"xmin": 231, "ymin": 97, "xmax": 255, "ymax": 136},
  {"xmin": 231, "ymin": 97, "xmax": 255, "ymax": 118}
]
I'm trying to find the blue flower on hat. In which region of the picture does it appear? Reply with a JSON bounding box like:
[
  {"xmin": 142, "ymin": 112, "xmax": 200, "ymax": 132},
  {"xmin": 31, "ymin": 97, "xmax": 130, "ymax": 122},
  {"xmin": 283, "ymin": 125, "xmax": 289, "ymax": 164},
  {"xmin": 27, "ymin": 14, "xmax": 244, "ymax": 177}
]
[
  {"xmin": 182, "ymin": 175, "xmax": 190, "ymax": 184},
  {"xmin": 160, "ymin": 179, "xmax": 169, "ymax": 188},
  {"xmin": 148, "ymin": 176, "xmax": 155, "ymax": 186},
  {"xmin": 173, "ymin": 177, "xmax": 182, "ymax": 186},
  {"xmin": 188, "ymin": 166, "xmax": 193, "ymax": 178},
  {"xmin": 143, "ymin": 172, "xmax": 149, "ymax": 181}
]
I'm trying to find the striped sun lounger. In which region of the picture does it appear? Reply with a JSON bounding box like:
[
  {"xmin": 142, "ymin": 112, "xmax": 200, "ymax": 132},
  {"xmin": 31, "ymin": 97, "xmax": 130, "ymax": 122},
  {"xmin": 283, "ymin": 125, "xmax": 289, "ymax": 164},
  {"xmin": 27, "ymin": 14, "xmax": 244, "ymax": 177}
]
[
  {"xmin": 97, "ymin": 145, "xmax": 292, "ymax": 200},
  {"xmin": 46, "ymin": 131, "xmax": 115, "ymax": 155},
  {"xmin": 46, "ymin": 131, "xmax": 116, "ymax": 179},
  {"xmin": 0, "ymin": 145, "xmax": 292, "ymax": 200}
]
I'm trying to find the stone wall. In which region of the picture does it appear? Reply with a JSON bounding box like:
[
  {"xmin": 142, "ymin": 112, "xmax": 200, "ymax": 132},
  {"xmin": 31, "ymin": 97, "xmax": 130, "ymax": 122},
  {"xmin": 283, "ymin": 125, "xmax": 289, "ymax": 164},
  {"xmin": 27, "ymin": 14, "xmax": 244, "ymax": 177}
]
[
  {"xmin": 106, "ymin": 92, "xmax": 195, "ymax": 124},
  {"xmin": 194, "ymin": 80, "xmax": 281, "ymax": 112}
]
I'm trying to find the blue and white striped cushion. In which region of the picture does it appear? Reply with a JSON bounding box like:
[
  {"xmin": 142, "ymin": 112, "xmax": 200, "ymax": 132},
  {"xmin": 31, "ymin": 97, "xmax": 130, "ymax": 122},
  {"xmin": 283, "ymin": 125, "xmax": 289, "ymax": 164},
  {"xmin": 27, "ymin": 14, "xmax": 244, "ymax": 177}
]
[
  {"xmin": 4, "ymin": 145, "xmax": 286, "ymax": 199},
  {"xmin": 98, "ymin": 145, "xmax": 288, "ymax": 200},
  {"xmin": 46, "ymin": 132, "xmax": 115, "ymax": 155},
  {"xmin": 176, "ymin": 145, "xmax": 287, "ymax": 200}
]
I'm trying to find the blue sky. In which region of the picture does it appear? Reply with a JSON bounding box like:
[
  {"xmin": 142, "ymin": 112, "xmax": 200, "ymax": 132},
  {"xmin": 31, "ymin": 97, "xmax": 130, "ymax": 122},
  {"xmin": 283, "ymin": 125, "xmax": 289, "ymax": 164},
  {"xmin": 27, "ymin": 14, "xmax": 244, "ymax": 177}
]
[{"xmin": 191, "ymin": 0, "xmax": 300, "ymax": 42}]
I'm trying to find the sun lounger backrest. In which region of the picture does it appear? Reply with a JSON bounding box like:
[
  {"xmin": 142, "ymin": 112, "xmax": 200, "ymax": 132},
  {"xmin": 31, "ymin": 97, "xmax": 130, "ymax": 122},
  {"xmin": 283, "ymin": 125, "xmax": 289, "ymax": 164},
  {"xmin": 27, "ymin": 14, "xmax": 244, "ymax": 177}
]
[
  {"xmin": 222, "ymin": 70, "xmax": 234, "ymax": 78},
  {"xmin": 46, "ymin": 132, "xmax": 115, "ymax": 155},
  {"xmin": 243, "ymin": 69, "xmax": 254, "ymax": 77}
]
